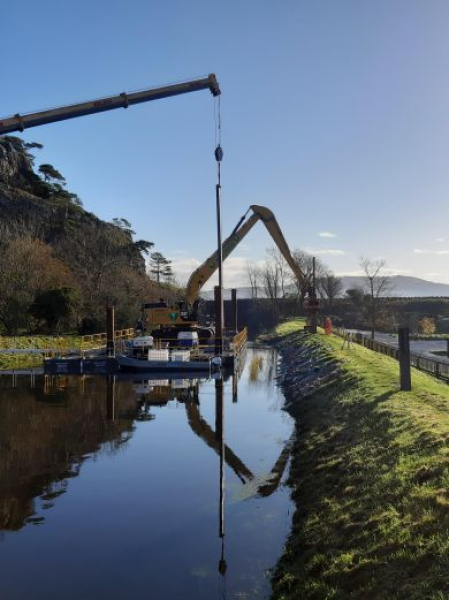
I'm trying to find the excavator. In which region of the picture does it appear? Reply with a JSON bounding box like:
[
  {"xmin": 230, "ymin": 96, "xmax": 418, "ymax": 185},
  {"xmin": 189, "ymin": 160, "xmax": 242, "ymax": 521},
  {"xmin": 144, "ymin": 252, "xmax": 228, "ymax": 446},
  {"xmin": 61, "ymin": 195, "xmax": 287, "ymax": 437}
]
[{"xmin": 143, "ymin": 204, "xmax": 319, "ymax": 332}]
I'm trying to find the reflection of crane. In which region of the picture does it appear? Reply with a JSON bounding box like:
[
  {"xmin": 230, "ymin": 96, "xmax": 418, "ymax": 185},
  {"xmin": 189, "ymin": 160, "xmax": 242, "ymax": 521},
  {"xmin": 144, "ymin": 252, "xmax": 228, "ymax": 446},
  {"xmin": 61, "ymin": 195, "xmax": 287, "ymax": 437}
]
[
  {"xmin": 0, "ymin": 75, "xmax": 220, "ymax": 134},
  {"xmin": 144, "ymin": 204, "xmax": 319, "ymax": 329}
]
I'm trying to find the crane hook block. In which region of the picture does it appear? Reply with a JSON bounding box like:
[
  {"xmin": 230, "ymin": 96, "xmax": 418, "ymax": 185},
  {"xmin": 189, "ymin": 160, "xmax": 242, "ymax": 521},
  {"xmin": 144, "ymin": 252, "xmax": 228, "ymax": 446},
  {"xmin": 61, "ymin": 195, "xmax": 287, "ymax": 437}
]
[{"xmin": 214, "ymin": 145, "xmax": 223, "ymax": 162}]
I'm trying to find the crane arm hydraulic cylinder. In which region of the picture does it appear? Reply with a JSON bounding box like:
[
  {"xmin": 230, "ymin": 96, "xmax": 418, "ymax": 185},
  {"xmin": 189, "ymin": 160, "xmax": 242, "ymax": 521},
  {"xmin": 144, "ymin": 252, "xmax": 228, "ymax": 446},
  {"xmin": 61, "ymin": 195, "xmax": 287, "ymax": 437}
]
[{"xmin": 0, "ymin": 74, "xmax": 220, "ymax": 135}]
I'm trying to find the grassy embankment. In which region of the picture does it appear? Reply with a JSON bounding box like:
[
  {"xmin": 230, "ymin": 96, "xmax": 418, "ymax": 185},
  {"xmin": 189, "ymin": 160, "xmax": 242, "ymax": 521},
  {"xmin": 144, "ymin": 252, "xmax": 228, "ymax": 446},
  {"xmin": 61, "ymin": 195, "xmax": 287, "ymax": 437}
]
[
  {"xmin": 272, "ymin": 319, "xmax": 448, "ymax": 600},
  {"xmin": 0, "ymin": 336, "xmax": 95, "ymax": 370}
]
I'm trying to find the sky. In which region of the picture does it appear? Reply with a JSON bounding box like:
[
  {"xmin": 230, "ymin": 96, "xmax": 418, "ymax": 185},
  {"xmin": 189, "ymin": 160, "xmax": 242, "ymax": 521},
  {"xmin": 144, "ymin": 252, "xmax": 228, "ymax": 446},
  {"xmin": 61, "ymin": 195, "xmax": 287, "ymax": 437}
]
[{"xmin": 2, "ymin": 0, "xmax": 449, "ymax": 288}]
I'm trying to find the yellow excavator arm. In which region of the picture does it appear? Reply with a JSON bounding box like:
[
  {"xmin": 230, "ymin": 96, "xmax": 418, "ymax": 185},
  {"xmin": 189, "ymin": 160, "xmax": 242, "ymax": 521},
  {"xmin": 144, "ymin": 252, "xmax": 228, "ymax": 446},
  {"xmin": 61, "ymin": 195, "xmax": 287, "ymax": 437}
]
[
  {"xmin": 185, "ymin": 204, "xmax": 312, "ymax": 304},
  {"xmin": 144, "ymin": 204, "xmax": 318, "ymax": 329}
]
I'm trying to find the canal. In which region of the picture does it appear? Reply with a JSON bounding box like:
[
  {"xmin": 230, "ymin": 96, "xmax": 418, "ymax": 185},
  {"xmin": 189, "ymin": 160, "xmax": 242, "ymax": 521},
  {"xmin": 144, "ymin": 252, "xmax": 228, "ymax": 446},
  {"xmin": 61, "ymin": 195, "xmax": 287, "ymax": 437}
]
[{"xmin": 0, "ymin": 348, "xmax": 293, "ymax": 599}]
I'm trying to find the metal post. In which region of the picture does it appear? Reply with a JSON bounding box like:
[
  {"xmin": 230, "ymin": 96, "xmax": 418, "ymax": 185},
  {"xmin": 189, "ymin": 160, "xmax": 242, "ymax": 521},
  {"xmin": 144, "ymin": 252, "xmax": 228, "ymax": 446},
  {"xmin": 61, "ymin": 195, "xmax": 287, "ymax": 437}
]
[
  {"xmin": 309, "ymin": 257, "xmax": 318, "ymax": 334},
  {"xmin": 106, "ymin": 305, "xmax": 115, "ymax": 357},
  {"xmin": 214, "ymin": 285, "xmax": 223, "ymax": 356},
  {"xmin": 216, "ymin": 182, "xmax": 224, "ymax": 341},
  {"xmin": 231, "ymin": 288, "xmax": 238, "ymax": 333},
  {"xmin": 398, "ymin": 327, "xmax": 412, "ymax": 391},
  {"xmin": 447, "ymin": 339, "xmax": 449, "ymax": 359}
]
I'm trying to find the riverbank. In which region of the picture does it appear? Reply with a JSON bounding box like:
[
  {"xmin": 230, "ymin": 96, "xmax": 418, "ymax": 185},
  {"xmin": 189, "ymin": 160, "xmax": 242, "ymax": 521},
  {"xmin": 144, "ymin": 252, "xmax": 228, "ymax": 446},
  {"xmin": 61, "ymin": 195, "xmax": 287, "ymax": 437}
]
[
  {"xmin": 0, "ymin": 335, "xmax": 91, "ymax": 370},
  {"xmin": 271, "ymin": 319, "xmax": 448, "ymax": 600}
]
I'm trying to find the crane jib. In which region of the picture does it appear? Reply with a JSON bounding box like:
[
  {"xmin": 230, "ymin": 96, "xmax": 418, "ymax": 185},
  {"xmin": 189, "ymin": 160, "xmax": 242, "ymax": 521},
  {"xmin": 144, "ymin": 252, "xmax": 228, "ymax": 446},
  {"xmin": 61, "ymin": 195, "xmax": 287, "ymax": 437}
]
[{"xmin": 0, "ymin": 75, "xmax": 220, "ymax": 135}]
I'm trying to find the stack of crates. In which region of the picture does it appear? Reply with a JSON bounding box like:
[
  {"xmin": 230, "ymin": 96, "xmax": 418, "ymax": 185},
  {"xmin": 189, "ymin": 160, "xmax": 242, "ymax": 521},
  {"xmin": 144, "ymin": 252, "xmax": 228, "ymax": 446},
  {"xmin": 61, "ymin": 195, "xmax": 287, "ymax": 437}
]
[{"xmin": 147, "ymin": 349, "xmax": 169, "ymax": 361}]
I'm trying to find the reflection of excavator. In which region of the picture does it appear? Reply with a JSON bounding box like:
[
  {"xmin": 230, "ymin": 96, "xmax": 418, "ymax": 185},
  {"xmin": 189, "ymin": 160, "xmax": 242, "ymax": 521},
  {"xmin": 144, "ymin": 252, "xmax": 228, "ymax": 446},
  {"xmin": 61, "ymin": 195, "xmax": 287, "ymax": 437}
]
[{"xmin": 143, "ymin": 205, "xmax": 319, "ymax": 331}]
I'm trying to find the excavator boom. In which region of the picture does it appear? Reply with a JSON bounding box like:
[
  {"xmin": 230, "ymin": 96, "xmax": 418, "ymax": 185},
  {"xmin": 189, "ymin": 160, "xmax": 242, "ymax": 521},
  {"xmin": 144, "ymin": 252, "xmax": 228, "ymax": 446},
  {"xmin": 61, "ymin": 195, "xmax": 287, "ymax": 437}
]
[
  {"xmin": 185, "ymin": 204, "xmax": 311, "ymax": 304},
  {"xmin": 144, "ymin": 204, "xmax": 317, "ymax": 330}
]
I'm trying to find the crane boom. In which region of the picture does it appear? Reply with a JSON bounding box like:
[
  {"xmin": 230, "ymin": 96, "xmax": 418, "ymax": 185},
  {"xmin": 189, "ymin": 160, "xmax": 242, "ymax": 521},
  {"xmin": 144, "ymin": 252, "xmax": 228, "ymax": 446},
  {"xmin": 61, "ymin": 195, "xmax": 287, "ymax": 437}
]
[
  {"xmin": 185, "ymin": 204, "xmax": 311, "ymax": 304},
  {"xmin": 0, "ymin": 74, "xmax": 220, "ymax": 135}
]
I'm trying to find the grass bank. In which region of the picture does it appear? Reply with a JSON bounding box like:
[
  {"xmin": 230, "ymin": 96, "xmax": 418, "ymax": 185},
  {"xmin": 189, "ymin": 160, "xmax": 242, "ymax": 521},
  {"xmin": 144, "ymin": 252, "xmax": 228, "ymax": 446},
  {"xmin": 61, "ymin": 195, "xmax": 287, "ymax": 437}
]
[
  {"xmin": 0, "ymin": 335, "xmax": 91, "ymax": 370},
  {"xmin": 272, "ymin": 319, "xmax": 448, "ymax": 600}
]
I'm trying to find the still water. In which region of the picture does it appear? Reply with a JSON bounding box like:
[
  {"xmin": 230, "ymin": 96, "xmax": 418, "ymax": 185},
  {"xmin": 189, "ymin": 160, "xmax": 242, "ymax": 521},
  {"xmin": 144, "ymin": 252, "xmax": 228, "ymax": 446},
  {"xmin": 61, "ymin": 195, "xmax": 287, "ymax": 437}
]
[{"xmin": 0, "ymin": 349, "xmax": 293, "ymax": 600}]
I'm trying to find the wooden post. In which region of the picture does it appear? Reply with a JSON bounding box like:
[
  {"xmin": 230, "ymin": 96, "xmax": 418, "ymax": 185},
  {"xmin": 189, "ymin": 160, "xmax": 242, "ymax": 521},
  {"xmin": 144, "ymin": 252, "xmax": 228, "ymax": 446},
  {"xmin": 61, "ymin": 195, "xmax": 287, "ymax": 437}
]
[
  {"xmin": 398, "ymin": 327, "xmax": 411, "ymax": 391},
  {"xmin": 214, "ymin": 285, "xmax": 223, "ymax": 356},
  {"xmin": 446, "ymin": 339, "xmax": 449, "ymax": 359},
  {"xmin": 106, "ymin": 375, "xmax": 115, "ymax": 421},
  {"xmin": 106, "ymin": 305, "xmax": 115, "ymax": 357},
  {"xmin": 231, "ymin": 288, "xmax": 238, "ymax": 333},
  {"xmin": 232, "ymin": 372, "xmax": 238, "ymax": 403}
]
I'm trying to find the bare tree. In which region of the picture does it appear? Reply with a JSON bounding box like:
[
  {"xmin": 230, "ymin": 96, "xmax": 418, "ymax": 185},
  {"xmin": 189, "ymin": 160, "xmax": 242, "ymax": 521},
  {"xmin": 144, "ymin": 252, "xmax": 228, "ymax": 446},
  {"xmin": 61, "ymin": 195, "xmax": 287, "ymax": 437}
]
[
  {"xmin": 318, "ymin": 272, "xmax": 343, "ymax": 309},
  {"xmin": 261, "ymin": 261, "xmax": 280, "ymax": 309},
  {"xmin": 290, "ymin": 250, "xmax": 326, "ymax": 301},
  {"xmin": 266, "ymin": 246, "xmax": 289, "ymax": 297},
  {"xmin": 246, "ymin": 261, "xmax": 262, "ymax": 299},
  {"xmin": 360, "ymin": 257, "xmax": 391, "ymax": 340}
]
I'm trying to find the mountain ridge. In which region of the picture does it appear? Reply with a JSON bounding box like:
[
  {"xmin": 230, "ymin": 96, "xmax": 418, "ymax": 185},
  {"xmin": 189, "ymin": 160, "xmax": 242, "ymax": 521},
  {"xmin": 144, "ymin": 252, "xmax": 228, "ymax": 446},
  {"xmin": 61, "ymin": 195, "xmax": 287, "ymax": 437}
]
[{"xmin": 200, "ymin": 275, "xmax": 449, "ymax": 300}]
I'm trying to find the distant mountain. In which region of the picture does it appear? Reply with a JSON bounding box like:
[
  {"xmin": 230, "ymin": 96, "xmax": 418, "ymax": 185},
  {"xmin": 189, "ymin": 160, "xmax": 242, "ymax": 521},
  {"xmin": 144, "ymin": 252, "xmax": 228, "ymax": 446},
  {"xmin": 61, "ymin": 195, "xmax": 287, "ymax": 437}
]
[
  {"xmin": 200, "ymin": 275, "xmax": 449, "ymax": 300},
  {"xmin": 340, "ymin": 275, "xmax": 449, "ymax": 298}
]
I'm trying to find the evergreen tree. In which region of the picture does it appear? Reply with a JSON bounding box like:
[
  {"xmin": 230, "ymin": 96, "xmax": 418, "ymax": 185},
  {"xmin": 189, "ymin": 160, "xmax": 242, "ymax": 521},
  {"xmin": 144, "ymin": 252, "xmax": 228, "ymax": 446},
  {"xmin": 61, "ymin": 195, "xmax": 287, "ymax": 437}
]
[{"xmin": 149, "ymin": 252, "xmax": 172, "ymax": 283}]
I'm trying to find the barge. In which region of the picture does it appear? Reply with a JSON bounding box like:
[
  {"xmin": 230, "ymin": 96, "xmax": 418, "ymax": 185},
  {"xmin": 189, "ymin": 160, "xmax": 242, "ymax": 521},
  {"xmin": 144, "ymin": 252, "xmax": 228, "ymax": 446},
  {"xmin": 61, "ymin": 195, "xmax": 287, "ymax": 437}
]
[{"xmin": 43, "ymin": 328, "xmax": 247, "ymax": 376}]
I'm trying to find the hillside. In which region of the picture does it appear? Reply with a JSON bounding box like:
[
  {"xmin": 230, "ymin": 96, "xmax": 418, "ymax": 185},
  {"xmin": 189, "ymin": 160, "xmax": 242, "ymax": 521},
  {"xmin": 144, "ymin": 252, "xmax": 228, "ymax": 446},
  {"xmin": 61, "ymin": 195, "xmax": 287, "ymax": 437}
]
[{"xmin": 0, "ymin": 135, "xmax": 161, "ymax": 333}]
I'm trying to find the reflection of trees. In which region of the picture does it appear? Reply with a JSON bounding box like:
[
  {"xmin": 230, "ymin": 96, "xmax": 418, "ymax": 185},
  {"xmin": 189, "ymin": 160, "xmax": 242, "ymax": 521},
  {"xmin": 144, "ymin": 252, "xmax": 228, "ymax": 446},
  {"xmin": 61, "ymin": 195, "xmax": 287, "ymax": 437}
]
[
  {"xmin": 0, "ymin": 376, "xmax": 137, "ymax": 531},
  {"xmin": 247, "ymin": 349, "xmax": 277, "ymax": 389}
]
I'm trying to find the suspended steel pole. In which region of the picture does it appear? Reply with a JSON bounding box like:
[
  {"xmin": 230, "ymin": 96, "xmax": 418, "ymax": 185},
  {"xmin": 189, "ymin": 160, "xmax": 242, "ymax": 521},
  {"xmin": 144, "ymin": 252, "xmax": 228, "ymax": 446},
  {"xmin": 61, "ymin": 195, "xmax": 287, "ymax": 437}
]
[{"xmin": 214, "ymin": 98, "xmax": 224, "ymax": 355}]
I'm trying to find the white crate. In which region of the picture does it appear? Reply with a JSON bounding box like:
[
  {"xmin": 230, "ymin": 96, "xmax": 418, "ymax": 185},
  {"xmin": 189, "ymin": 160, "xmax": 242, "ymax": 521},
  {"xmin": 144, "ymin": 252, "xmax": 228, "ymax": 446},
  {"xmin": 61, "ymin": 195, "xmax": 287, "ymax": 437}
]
[
  {"xmin": 147, "ymin": 349, "xmax": 169, "ymax": 361},
  {"xmin": 171, "ymin": 350, "xmax": 191, "ymax": 362}
]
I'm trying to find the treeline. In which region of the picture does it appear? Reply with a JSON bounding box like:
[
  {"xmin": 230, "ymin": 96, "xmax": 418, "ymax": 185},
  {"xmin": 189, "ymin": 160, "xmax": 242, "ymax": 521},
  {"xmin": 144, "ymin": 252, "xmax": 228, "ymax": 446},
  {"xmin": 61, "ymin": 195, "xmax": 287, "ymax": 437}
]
[
  {"xmin": 0, "ymin": 136, "xmax": 179, "ymax": 334},
  {"xmin": 229, "ymin": 251, "xmax": 449, "ymax": 337},
  {"xmin": 215, "ymin": 296, "xmax": 449, "ymax": 340}
]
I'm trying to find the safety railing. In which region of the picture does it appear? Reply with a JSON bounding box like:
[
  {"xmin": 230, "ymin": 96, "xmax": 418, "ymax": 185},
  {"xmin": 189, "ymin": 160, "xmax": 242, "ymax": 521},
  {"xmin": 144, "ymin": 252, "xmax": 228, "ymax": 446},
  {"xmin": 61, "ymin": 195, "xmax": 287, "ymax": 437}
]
[
  {"xmin": 334, "ymin": 328, "xmax": 449, "ymax": 382},
  {"xmin": 1, "ymin": 327, "xmax": 249, "ymax": 363}
]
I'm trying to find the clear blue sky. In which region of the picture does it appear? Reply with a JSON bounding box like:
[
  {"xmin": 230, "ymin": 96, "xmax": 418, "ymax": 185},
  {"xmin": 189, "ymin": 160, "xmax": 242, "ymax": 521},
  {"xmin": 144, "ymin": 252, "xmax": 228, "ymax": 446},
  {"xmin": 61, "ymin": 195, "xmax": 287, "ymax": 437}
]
[{"xmin": 3, "ymin": 0, "xmax": 449, "ymax": 286}]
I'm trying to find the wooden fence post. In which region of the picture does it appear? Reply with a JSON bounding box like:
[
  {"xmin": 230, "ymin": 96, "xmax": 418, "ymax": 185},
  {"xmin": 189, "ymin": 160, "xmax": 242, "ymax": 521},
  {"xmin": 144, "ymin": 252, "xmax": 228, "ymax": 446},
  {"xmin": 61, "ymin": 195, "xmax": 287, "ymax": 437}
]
[
  {"xmin": 106, "ymin": 305, "xmax": 115, "ymax": 357},
  {"xmin": 398, "ymin": 327, "xmax": 411, "ymax": 391}
]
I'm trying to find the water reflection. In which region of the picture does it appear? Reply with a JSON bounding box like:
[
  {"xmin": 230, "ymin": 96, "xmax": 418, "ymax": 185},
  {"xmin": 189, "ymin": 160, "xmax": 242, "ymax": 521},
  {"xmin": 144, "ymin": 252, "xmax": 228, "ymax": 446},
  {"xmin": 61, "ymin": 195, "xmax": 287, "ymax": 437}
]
[
  {"xmin": 0, "ymin": 349, "xmax": 293, "ymax": 599},
  {"xmin": 0, "ymin": 375, "xmax": 137, "ymax": 531}
]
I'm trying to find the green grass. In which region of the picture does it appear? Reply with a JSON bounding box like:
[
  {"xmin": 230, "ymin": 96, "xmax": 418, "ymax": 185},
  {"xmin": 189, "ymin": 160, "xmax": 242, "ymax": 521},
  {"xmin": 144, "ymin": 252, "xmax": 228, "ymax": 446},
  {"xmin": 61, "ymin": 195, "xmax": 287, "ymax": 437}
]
[
  {"xmin": 272, "ymin": 320, "xmax": 449, "ymax": 600},
  {"xmin": 0, "ymin": 335, "xmax": 94, "ymax": 370}
]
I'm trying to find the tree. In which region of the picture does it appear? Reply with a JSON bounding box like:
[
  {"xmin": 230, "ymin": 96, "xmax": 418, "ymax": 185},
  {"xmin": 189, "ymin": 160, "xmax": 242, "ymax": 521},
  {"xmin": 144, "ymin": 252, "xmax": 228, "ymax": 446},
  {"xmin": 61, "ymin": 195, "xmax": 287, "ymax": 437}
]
[
  {"xmin": 290, "ymin": 250, "xmax": 326, "ymax": 301},
  {"xmin": 418, "ymin": 317, "xmax": 436, "ymax": 335},
  {"xmin": 345, "ymin": 287, "xmax": 366, "ymax": 326},
  {"xmin": 318, "ymin": 273, "xmax": 343, "ymax": 309},
  {"xmin": 149, "ymin": 252, "xmax": 172, "ymax": 283},
  {"xmin": 30, "ymin": 288, "xmax": 78, "ymax": 333},
  {"xmin": 246, "ymin": 261, "xmax": 262, "ymax": 299},
  {"xmin": 25, "ymin": 142, "xmax": 44, "ymax": 150},
  {"xmin": 261, "ymin": 260, "xmax": 280, "ymax": 309},
  {"xmin": 112, "ymin": 217, "xmax": 135, "ymax": 236},
  {"xmin": 360, "ymin": 257, "xmax": 391, "ymax": 340},
  {"xmin": 38, "ymin": 163, "xmax": 66, "ymax": 185},
  {"xmin": 266, "ymin": 247, "xmax": 289, "ymax": 297},
  {"xmin": 0, "ymin": 237, "xmax": 74, "ymax": 334},
  {"xmin": 134, "ymin": 239, "xmax": 154, "ymax": 256}
]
